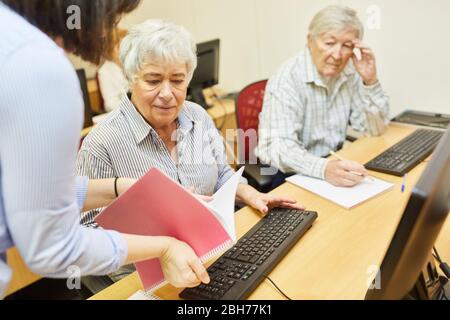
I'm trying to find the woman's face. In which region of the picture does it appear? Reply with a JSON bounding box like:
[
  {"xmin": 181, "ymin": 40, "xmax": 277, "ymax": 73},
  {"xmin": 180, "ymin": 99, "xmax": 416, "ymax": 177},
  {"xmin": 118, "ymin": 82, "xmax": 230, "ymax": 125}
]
[
  {"xmin": 131, "ymin": 62, "xmax": 188, "ymax": 129},
  {"xmin": 308, "ymin": 27, "xmax": 358, "ymax": 78}
]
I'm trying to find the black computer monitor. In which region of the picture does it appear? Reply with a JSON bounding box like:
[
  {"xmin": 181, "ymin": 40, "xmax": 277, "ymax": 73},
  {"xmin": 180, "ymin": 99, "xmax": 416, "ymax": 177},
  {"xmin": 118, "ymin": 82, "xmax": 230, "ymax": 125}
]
[
  {"xmin": 365, "ymin": 127, "xmax": 450, "ymax": 300},
  {"xmin": 76, "ymin": 69, "xmax": 94, "ymax": 128},
  {"xmin": 187, "ymin": 39, "xmax": 220, "ymax": 109}
]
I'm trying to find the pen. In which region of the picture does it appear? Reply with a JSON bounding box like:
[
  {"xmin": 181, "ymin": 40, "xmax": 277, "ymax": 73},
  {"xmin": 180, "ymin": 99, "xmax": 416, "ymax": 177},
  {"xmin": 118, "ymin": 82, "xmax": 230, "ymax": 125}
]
[
  {"xmin": 329, "ymin": 151, "xmax": 376, "ymax": 183},
  {"xmin": 401, "ymin": 174, "xmax": 407, "ymax": 193}
]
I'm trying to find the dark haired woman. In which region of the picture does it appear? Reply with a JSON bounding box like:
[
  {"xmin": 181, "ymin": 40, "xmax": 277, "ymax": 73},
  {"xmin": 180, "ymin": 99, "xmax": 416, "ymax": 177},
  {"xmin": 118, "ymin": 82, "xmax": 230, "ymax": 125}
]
[{"xmin": 0, "ymin": 0, "xmax": 209, "ymax": 298}]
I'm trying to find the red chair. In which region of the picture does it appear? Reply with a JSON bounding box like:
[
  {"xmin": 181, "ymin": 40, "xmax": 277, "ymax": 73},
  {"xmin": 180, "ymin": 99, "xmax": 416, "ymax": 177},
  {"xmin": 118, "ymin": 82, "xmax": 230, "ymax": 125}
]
[{"xmin": 235, "ymin": 80, "xmax": 277, "ymax": 192}]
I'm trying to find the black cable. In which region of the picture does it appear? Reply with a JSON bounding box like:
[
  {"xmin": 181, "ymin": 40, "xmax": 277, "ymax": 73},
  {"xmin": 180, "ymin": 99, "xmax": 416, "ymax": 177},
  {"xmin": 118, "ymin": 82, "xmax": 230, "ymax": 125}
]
[
  {"xmin": 433, "ymin": 246, "xmax": 442, "ymax": 263},
  {"xmin": 432, "ymin": 246, "xmax": 450, "ymax": 280},
  {"xmin": 264, "ymin": 276, "xmax": 292, "ymax": 300},
  {"xmin": 210, "ymin": 88, "xmax": 237, "ymax": 165},
  {"xmin": 436, "ymin": 282, "xmax": 448, "ymax": 300}
]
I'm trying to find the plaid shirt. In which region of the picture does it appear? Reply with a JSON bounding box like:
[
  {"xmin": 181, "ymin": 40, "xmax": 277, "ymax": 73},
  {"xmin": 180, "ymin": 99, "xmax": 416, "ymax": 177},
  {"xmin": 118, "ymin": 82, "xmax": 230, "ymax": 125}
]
[{"xmin": 256, "ymin": 47, "xmax": 390, "ymax": 179}]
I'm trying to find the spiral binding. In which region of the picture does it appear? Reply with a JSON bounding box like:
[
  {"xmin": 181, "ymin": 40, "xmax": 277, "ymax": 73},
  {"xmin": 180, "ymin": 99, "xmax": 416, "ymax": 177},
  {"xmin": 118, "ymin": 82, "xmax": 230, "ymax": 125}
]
[
  {"xmin": 128, "ymin": 289, "xmax": 161, "ymax": 300},
  {"xmin": 200, "ymin": 239, "xmax": 234, "ymax": 264}
]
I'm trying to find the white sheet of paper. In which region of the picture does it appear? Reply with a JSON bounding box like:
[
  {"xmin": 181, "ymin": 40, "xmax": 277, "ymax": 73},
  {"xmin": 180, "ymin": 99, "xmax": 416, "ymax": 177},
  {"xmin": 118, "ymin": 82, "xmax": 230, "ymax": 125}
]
[
  {"xmin": 205, "ymin": 167, "xmax": 244, "ymax": 242},
  {"xmin": 286, "ymin": 174, "xmax": 393, "ymax": 209}
]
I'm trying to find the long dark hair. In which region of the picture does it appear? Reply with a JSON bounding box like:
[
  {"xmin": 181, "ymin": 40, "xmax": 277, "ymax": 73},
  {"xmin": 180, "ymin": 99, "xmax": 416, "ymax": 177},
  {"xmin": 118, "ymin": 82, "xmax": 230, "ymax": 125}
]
[{"xmin": 1, "ymin": 0, "xmax": 141, "ymax": 64}]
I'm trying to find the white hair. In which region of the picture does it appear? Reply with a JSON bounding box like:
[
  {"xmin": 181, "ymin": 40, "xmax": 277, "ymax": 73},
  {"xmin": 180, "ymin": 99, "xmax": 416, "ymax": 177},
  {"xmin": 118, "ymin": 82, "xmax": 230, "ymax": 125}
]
[
  {"xmin": 308, "ymin": 5, "xmax": 364, "ymax": 40},
  {"xmin": 119, "ymin": 19, "xmax": 197, "ymax": 84}
]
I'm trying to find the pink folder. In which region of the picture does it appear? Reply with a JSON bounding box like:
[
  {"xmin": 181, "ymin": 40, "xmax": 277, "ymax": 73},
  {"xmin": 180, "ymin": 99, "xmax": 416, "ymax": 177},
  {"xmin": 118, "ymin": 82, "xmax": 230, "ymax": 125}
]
[{"xmin": 96, "ymin": 168, "xmax": 233, "ymax": 291}]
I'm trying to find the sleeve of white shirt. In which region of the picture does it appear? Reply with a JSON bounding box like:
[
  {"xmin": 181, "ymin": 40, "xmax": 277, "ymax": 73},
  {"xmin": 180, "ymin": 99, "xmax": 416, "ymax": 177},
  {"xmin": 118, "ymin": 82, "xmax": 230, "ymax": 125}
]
[
  {"xmin": 349, "ymin": 75, "xmax": 390, "ymax": 136},
  {"xmin": 257, "ymin": 78, "xmax": 329, "ymax": 179},
  {"xmin": 76, "ymin": 138, "xmax": 116, "ymax": 180},
  {"xmin": 2, "ymin": 42, "xmax": 127, "ymax": 277},
  {"xmin": 76, "ymin": 135, "xmax": 117, "ymax": 225},
  {"xmin": 97, "ymin": 62, "xmax": 127, "ymax": 113},
  {"xmin": 75, "ymin": 176, "xmax": 89, "ymax": 211}
]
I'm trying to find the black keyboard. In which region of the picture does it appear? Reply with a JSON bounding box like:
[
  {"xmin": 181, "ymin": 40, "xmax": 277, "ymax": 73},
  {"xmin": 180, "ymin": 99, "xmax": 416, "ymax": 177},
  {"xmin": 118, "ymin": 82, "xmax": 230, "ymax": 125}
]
[
  {"xmin": 365, "ymin": 129, "xmax": 443, "ymax": 176},
  {"xmin": 179, "ymin": 208, "xmax": 318, "ymax": 300}
]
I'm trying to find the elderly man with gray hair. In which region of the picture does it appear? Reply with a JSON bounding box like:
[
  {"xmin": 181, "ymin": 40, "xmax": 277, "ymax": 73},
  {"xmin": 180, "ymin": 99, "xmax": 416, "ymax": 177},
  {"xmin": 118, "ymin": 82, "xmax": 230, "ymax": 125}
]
[{"xmin": 257, "ymin": 5, "xmax": 390, "ymax": 188}]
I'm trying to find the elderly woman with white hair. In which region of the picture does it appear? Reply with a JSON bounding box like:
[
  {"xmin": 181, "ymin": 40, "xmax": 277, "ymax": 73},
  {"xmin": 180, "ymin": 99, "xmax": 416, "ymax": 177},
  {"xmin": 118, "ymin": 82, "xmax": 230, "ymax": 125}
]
[
  {"xmin": 257, "ymin": 5, "xmax": 390, "ymax": 188},
  {"xmin": 77, "ymin": 19, "xmax": 304, "ymax": 273}
]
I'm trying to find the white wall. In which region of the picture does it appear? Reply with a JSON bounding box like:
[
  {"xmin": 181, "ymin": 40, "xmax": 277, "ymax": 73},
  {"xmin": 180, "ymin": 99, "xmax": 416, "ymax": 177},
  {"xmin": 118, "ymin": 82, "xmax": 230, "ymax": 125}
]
[{"xmin": 72, "ymin": 0, "xmax": 450, "ymax": 117}]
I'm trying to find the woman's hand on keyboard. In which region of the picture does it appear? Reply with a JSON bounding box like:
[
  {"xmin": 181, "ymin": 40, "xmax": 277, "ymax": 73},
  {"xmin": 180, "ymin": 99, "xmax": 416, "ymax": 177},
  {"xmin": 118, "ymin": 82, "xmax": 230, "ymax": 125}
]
[
  {"xmin": 237, "ymin": 183, "xmax": 305, "ymax": 215},
  {"xmin": 250, "ymin": 193, "xmax": 306, "ymax": 215}
]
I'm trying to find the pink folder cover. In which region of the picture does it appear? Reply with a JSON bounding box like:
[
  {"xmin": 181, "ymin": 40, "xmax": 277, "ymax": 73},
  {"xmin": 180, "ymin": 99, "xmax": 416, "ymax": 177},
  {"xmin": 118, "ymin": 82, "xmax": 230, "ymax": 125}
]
[{"xmin": 96, "ymin": 168, "xmax": 233, "ymax": 291}]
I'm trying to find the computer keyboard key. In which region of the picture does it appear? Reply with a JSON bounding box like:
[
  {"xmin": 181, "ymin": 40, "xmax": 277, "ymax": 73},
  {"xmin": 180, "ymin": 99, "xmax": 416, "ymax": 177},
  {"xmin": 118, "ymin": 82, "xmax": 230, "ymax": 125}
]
[
  {"xmin": 180, "ymin": 208, "xmax": 318, "ymax": 300},
  {"xmin": 365, "ymin": 129, "xmax": 443, "ymax": 176}
]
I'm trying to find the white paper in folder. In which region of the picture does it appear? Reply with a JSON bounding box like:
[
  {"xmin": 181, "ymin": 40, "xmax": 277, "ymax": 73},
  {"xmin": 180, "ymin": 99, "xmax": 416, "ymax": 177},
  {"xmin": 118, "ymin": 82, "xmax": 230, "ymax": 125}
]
[
  {"xmin": 286, "ymin": 174, "xmax": 394, "ymax": 209},
  {"xmin": 203, "ymin": 166, "xmax": 245, "ymax": 242}
]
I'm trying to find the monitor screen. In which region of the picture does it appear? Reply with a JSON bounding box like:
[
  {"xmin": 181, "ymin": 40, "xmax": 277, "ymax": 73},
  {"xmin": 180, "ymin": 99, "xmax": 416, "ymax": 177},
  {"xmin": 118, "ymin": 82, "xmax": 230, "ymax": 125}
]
[
  {"xmin": 193, "ymin": 48, "xmax": 217, "ymax": 87},
  {"xmin": 187, "ymin": 39, "xmax": 220, "ymax": 109},
  {"xmin": 365, "ymin": 127, "xmax": 450, "ymax": 300},
  {"xmin": 190, "ymin": 39, "xmax": 219, "ymax": 88}
]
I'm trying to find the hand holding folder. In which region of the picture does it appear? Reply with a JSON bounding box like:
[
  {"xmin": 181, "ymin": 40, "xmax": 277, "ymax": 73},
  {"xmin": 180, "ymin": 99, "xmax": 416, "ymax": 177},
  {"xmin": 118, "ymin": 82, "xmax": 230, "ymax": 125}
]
[{"xmin": 96, "ymin": 167, "xmax": 244, "ymax": 292}]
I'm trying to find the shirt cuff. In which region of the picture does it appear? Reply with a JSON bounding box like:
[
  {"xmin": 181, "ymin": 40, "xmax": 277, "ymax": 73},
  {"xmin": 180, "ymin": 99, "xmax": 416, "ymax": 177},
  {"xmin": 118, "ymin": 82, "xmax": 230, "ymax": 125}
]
[
  {"xmin": 309, "ymin": 157, "xmax": 329, "ymax": 180},
  {"xmin": 75, "ymin": 176, "xmax": 89, "ymax": 211},
  {"xmin": 104, "ymin": 230, "xmax": 128, "ymax": 271},
  {"xmin": 239, "ymin": 176, "xmax": 248, "ymax": 185},
  {"xmin": 360, "ymin": 79, "xmax": 383, "ymax": 97}
]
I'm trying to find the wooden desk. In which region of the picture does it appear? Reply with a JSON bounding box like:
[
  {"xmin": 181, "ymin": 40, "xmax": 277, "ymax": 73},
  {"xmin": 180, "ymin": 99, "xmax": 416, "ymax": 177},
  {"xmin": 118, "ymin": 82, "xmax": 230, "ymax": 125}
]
[
  {"xmin": 89, "ymin": 123, "xmax": 450, "ymax": 300},
  {"xmin": 203, "ymin": 89, "xmax": 237, "ymax": 135},
  {"xmin": 203, "ymin": 89, "xmax": 238, "ymax": 167},
  {"xmin": 5, "ymin": 249, "xmax": 41, "ymax": 297}
]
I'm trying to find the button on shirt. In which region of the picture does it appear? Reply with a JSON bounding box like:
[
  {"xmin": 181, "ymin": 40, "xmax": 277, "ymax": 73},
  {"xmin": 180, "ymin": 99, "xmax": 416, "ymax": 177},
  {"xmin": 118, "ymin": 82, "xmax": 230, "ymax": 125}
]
[
  {"xmin": 0, "ymin": 4, "xmax": 127, "ymax": 298},
  {"xmin": 77, "ymin": 95, "xmax": 241, "ymax": 226},
  {"xmin": 256, "ymin": 47, "xmax": 390, "ymax": 179}
]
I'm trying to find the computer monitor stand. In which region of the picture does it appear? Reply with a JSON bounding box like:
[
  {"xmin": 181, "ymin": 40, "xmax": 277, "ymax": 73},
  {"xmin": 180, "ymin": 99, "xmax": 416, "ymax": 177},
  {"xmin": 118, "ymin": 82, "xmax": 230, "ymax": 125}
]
[
  {"xmin": 406, "ymin": 255, "xmax": 449, "ymax": 300},
  {"xmin": 188, "ymin": 86, "xmax": 213, "ymax": 110}
]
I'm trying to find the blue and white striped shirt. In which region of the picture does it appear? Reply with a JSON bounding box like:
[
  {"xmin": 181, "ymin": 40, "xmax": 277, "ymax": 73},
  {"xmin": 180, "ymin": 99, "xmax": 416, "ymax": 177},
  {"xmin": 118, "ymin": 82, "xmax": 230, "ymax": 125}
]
[
  {"xmin": 256, "ymin": 47, "xmax": 390, "ymax": 179},
  {"xmin": 0, "ymin": 4, "xmax": 127, "ymax": 298},
  {"xmin": 77, "ymin": 94, "xmax": 239, "ymax": 225}
]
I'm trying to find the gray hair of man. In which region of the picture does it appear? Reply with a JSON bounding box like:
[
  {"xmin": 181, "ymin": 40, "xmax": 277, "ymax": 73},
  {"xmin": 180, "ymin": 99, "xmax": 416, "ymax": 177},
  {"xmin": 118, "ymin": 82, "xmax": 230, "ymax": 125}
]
[
  {"xmin": 119, "ymin": 19, "xmax": 197, "ymax": 85},
  {"xmin": 308, "ymin": 5, "xmax": 364, "ymax": 40}
]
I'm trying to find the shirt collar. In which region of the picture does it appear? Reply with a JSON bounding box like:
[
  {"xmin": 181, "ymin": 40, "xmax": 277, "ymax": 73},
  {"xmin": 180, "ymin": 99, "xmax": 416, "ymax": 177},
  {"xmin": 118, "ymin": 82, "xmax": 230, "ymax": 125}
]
[{"xmin": 119, "ymin": 94, "xmax": 195, "ymax": 144}]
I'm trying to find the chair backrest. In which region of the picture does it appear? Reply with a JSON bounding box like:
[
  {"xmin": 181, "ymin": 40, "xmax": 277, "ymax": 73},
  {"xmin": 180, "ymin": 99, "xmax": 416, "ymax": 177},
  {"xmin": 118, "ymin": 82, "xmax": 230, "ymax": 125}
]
[{"xmin": 235, "ymin": 79, "xmax": 268, "ymax": 163}]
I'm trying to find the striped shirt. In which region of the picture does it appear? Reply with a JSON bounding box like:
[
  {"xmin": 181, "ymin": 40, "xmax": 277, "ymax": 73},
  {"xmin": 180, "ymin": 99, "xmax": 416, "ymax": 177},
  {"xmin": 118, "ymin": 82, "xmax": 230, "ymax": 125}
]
[
  {"xmin": 0, "ymin": 4, "xmax": 126, "ymax": 297},
  {"xmin": 256, "ymin": 47, "xmax": 390, "ymax": 179},
  {"xmin": 77, "ymin": 94, "xmax": 239, "ymax": 225}
]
